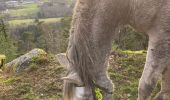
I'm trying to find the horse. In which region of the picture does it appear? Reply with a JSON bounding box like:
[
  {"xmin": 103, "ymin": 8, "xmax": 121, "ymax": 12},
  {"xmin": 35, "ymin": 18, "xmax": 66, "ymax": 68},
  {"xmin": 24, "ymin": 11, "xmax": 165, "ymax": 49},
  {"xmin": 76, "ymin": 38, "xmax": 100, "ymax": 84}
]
[{"xmin": 57, "ymin": 0, "xmax": 170, "ymax": 100}]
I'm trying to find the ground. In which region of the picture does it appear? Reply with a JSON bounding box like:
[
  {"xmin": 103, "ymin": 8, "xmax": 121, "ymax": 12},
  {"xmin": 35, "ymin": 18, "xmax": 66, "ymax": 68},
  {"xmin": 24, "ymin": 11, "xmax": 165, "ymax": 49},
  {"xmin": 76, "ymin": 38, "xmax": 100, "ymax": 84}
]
[
  {"xmin": 109, "ymin": 50, "xmax": 160, "ymax": 100},
  {"xmin": 0, "ymin": 50, "xmax": 160, "ymax": 100},
  {"xmin": 0, "ymin": 55, "xmax": 66, "ymax": 100}
]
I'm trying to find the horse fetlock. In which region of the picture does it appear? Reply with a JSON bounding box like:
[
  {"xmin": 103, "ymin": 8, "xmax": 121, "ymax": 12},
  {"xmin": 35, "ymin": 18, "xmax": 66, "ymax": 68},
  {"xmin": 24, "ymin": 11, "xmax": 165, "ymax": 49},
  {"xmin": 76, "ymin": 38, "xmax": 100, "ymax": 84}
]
[
  {"xmin": 98, "ymin": 81, "xmax": 114, "ymax": 100},
  {"xmin": 102, "ymin": 93, "xmax": 112, "ymax": 100},
  {"xmin": 101, "ymin": 80, "xmax": 114, "ymax": 93},
  {"xmin": 107, "ymin": 82, "xmax": 114, "ymax": 93}
]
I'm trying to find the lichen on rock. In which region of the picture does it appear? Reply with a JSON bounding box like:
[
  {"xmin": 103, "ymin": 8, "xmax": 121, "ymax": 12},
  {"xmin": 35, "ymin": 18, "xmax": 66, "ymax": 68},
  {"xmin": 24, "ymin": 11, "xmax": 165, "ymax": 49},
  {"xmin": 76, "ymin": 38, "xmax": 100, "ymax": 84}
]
[{"xmin": 4, "ymin": 48, "xmax": 47, "ymax": 73}]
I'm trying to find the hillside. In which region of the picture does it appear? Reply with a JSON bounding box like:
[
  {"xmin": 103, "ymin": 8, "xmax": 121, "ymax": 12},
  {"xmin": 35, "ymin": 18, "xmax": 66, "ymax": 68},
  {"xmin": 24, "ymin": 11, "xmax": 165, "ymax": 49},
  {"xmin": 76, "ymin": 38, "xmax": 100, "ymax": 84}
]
[
  {"xmin": 8, "ymin": 18, "xmax": 61, "ymax": 26},
  {"xmin": 0, "ymin": 54, "xmax": 66, "ymax": 100},
  {"xmin": 0, "ymin": 50, "xmax": 160, "ymax": 100},
  {"xmin": 0, "ymin": 0, "xmax": 74, "ymax": 19}
]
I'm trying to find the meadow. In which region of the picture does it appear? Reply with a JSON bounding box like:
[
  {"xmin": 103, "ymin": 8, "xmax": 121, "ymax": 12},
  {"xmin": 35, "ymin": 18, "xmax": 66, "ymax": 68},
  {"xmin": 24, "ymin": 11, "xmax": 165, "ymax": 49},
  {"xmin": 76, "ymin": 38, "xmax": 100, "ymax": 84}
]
[
  {"xmin": 8, "ymin": 18, "xmax": 62, "ymax": 26},
  {"xmin": 8, "ymin": 4, "xmax": 39, "ymax": 18}
]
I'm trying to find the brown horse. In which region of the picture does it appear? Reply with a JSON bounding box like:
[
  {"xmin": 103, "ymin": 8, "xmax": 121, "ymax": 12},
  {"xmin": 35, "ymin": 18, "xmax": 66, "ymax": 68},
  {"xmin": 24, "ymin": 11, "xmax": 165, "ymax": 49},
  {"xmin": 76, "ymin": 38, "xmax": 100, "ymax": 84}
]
[{"xmin": 57, "ymin": 0, "xmax": 170, "ymax": 100}]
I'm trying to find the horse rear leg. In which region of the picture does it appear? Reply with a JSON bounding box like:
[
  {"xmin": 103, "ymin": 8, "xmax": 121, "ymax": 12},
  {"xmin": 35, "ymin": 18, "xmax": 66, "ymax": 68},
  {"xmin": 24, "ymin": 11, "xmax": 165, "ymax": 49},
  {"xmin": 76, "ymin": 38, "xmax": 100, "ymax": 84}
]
[
  {"xmin": 154, "ymin": 65, "xmax": 170, "ymax": 100},
  {"xmin": 137, "ymin": 36, "xmax": 170, "ymax": 100}
]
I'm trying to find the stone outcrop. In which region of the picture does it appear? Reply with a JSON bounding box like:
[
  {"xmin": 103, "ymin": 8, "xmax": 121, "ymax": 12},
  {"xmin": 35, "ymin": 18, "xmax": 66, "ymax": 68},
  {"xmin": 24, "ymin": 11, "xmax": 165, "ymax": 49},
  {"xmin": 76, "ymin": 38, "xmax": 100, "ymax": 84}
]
[{"xmin": 5, "ymin": 48, "xmax": 47, "ymax": 73}]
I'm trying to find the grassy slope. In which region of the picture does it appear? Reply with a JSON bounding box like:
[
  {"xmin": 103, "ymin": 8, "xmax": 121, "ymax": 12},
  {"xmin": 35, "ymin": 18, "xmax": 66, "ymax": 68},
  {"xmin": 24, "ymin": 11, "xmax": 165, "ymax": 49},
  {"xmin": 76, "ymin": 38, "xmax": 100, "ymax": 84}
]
[
  {"xmin": 7, "ymin": 3, "xmax": 62, "ymax": 26},
  {"xmin": 8, "ymin": 4, "xmax": 39, "ymax": 18},
  {"xmin": 0, "ymin": 55, "xmax": 66, "ymax": 100},
  {"xmin": 109, "ymin": 50, "xmax": 160, "ymax": 100},
  {"xmin": 0, "ymin": 51, "xmax": 160, "ymax": 100},
  {"xmin": 8, "ymin": 18, "xmax": 62, "ymax": 26},
  {"xmin": 5, "ymin": 2, "xmax": 62, "ymax": 26}
]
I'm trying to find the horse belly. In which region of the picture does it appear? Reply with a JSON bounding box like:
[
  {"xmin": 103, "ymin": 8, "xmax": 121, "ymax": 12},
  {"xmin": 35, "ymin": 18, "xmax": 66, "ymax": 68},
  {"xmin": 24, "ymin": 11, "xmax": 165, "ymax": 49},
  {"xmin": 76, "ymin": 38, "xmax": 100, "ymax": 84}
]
[{"xmin": 133, "ymin": 0, "xmax": 163, "ymax": 32}]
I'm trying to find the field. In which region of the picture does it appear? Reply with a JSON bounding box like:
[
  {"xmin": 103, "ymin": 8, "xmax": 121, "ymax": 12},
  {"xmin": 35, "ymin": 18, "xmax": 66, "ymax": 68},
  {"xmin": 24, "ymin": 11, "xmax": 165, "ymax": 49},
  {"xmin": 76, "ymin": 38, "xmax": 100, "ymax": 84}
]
[
  {"xmin": 5, "ymin": 3, "xmax": 63, "ymax": 26},
  {"xmin": 8, "ymin": 4, "xmax": 39, "ymax": 18},
  {"xmin": 8, "ymin": 18, "xmax": 62, "ymax": 26}
]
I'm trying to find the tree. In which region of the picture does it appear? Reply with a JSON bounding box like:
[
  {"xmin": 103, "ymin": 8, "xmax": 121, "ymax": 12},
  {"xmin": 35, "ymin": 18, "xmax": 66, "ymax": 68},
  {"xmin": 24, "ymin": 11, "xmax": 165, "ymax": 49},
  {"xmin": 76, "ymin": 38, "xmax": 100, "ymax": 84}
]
[
  {"xmin": 0, "ymin": 19, "xmax": 17, "ymax": 62},
  {"xmin": 0, "ymin": 19, "xmax": 7, "ymax": 39},
  {"xmin": 113, "ymin": 26, "xmax": 148, "ymax": 50},
  {"xmin": 19, "ymin": 31, "xmax": 35, "ymax": 52}
]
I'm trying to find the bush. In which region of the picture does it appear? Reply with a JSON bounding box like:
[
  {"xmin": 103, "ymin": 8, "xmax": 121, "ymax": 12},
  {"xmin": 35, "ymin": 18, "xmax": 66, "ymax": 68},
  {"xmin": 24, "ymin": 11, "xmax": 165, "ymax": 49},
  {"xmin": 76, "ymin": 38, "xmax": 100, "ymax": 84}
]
[
  {"xmin": 113, "ymin": 26, "xmax": 148, "ymax": 50},
  {"xmin": 0, "ymin": 19, "xmax": 17, "ymax": 62}
]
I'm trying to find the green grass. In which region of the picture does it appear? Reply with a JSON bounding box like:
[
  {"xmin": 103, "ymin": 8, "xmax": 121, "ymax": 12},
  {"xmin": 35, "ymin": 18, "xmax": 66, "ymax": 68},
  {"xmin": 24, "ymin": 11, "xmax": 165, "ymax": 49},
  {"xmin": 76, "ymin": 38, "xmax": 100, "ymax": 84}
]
[
  {"xmin": 0, "ymin": 50, "xmax": 161, "ymax": 100},
  {"xmin": 109, "ymin": 50, "xmax": 160, "ymax": 100},
  {"xmin": 39, "ymin": 18, "xmax": 62, "ymax": 23},
  {"xmin": 8, "ymin": 19, "xmax": 34, "ymax": 25},
  {"xmin": 8, "ymin": 4, "xmax": 39, "ymax": 17},
  {"xmin": 122, "ymin": 50, "xmax": 147, "ymax": 54},
  {"xmin": 3, "ymin": 76, "xmax": 21, "ymax": 85},
  {"xmin": 0, "ymin": 54, "xmax": 64, "ymax": 100},
  {"xmin": 8, "ymin": 18, "xmax": 62, "ymax": 26}
]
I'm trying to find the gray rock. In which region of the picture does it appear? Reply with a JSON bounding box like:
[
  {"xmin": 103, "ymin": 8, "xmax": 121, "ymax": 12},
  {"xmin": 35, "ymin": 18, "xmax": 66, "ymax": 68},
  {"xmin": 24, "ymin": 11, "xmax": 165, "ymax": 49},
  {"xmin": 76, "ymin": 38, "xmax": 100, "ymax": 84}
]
[{"xmin": 5, "ymin": 48, "xmax": 47, "ymax": 73}]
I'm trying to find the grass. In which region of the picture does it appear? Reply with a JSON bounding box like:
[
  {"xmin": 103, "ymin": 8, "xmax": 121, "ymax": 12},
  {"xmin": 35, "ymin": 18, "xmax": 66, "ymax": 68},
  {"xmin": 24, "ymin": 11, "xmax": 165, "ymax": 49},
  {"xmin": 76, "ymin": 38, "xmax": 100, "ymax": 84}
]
[
  {"xmin": 0, "ymin": 54, "xmax": 65, "ymax": 100},
  {"xmin": 109, "ymin": 50, "xmax": 160, "ymax": 100},
  {"xmin": 8, "ymin": 4, "xmax": 39, "ymax": 17},
  {"xmin": 3, "ymin": 76, "xmax": 21, "ymax": 85},
  {"xmin": 122, "ymin": 50, "xmax": 147, "ymax": 54},
  {"xmin": 8, "ymin": 18, "xmax": 62, "ymax": 26},
  {"xmin": 0, "ymin": 51, "xmax": 161, "ymax": 100}
]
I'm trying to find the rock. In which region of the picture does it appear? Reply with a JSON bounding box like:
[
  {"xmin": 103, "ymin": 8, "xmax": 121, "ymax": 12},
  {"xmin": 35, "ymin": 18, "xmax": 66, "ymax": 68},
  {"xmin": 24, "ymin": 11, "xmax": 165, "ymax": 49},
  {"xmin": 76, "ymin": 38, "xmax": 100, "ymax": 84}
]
[{"xmin": 5, "ymin": 48, "xmax": 47, "ymax": 73}]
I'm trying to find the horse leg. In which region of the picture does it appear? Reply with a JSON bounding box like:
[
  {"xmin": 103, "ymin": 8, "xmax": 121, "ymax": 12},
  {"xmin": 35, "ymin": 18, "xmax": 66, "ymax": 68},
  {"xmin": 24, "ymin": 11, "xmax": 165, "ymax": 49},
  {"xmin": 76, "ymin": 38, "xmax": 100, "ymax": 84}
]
[
  {"xmin": 94, "ymin": 56, "xmax": 114, "ymax": 100},
  {"xmin": 154, "ymin": 65, "xmax": 170, "ymax": 100},
  {"xmin": 89, "ymin": 38, "xmax": 114, "ymax": 100},
  {"xmin": 96, "ymin": 72, "xmax": 114, "ymax": 100},
  {"xmin": 137, "ymin": 35, "xmax": 170, "ymax": 100}
]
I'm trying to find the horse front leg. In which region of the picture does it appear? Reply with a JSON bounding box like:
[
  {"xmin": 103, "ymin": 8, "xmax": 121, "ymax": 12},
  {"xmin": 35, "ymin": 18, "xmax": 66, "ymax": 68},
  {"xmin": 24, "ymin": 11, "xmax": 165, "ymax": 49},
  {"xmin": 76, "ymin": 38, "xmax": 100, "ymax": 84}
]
[
  {"xmin": 138, "ymin": 36, "xmax": 170, "ymax": 100},
  {"xmin": 95, "ymin": 72, "xmax": 114, "ymax": 100},
  {"xmin": 93, "ymin": 35, "xmax": 114, "ymax": 100}
]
